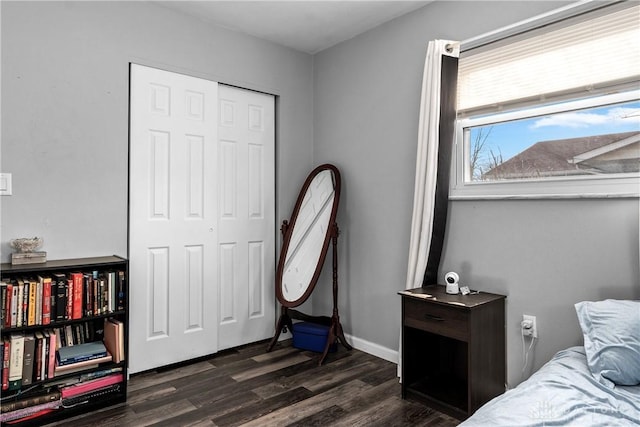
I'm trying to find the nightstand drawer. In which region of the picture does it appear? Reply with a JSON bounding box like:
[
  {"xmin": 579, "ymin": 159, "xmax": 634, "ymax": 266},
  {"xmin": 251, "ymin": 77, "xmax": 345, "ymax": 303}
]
[{"xmin": 404, "ymin": 298, "xmax": 468, "ymax": 341}]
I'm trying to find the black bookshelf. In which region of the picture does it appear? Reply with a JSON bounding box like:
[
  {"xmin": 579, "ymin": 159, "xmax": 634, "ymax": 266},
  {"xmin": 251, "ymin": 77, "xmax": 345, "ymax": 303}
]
[{"xmin": 0, "ymin": 256, "xmax": 128, "ymax": 426}]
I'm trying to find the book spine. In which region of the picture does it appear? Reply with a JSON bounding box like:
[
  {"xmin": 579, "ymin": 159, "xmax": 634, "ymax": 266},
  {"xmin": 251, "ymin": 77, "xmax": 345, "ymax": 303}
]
[
  {"xmin": 50, "ymin": 278, "xmax": 57, "ymax": 324},
  {"xmin": 10, "ymin": 283, "xmax": 18, "ymax": 328},
  {"xmin": 117, "ymin": 270, "xmax": 125, "ymax": 311},
  {"xmin": 16, "ymin": 281, "xmax": 24, "ymax": 327},
  {"xmin": 84, "ymin": 274, "xmax": 92, "ymax": 317},
  {"xmin": 8, "ymin": 334, "xmax": 24, "ymax": 390},
  {"xmin": 71, "ymin": 272, "xmax": 83, "ymax": 320},
  {"xmin": 58, "ymin": 351, "xmax": 108, "ymax": 366},
  {"xmin": 0, "ymin": 282, "xmax": 6, "ymax": 328},
  {"xmin": 22, "ymin": 281, "xmax": 29, "ymax": 327},
  {"xmin": 0, "ymin": 390, "xmax": 61, "ymax": 412},
  {"xmin": 28, "ymin": 281, "xmax": 36, "ymax": 326},
  {"xmin": 36, "ymin": 278, "xmax": 43, "ymax": 325},
  {"xmin": 42, "ymin": 277, "xmax": 52, "ymax": 325},
  {"xmin": 34, "ymin": 333, "xmax": 43, "ymax": 382},
  {"xmin": 54, "ymin": 274, "xmax": 67, "ymax": 321},
  {"xmin": 0, "ymin": 400, "xmax": 60, "ymax": 423},
  {"xmin": 2, "ymin": 283, "xmax": 10, "ymax": 328},
  {"xmin": 21, "ymin": 335, "xmax": 35, "ymax": 386},
  {"xmin": 2, "ymin": 338, "xmax": 10, "ymax": 390},
  {"xmin": 47, "ymin": 330, "xmax": 57, "ymax": 379},
  {"xmin": 66, "ymin": 278, "xmax": 73, "ymax": 320}
]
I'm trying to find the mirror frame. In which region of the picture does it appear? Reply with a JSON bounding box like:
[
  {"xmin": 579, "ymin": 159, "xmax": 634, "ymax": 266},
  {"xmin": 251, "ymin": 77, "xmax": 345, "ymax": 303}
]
[{"xmin": 275, "ymin": 164, "xmax": 341, "ymax": 308}]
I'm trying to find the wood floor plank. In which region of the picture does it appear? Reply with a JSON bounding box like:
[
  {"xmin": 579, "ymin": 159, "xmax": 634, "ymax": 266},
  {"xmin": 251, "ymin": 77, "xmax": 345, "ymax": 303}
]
[
  {"xmin": 127, "ymin": 361, "xmax": 217, "ymax": 393},
  {"xmin": 230, "ymin": 353, "xmax": 311, "ymax": 382},
  {"xmin": 238, "ymin": 379, "xmax": 373, "ymax": 427}
]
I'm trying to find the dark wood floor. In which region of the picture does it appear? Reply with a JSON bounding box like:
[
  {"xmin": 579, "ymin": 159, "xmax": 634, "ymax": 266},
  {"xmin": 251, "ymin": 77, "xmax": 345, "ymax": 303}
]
[{"xmin": 48, "ymin": 339, "xmax": 460, "ymax": 427}]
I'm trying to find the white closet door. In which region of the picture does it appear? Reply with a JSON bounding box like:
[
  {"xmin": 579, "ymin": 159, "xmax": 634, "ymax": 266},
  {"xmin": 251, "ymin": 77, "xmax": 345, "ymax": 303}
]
[
  {"xmin": 129, "ymin": 64, "xmax": 219, "ymax": 373},
  {"xmin": 217, "ymin": 85, "xmax": 276, "ymax": 351},
  {"xmin": 129, "ymin": 66, "xmax": 276, "ymax": 373}
]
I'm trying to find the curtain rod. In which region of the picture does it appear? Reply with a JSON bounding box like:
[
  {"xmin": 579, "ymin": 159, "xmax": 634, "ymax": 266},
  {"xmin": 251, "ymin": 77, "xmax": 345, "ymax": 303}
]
[{"xmin": 446, "ymin": 0, "xmax": 626, "ymax": 53}]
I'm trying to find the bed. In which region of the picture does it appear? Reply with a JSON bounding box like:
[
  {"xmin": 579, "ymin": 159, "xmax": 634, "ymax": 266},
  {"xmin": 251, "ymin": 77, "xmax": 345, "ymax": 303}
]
[{"xmin": 460, "ymin": 299, "xmax": 640, "ymax": 427}]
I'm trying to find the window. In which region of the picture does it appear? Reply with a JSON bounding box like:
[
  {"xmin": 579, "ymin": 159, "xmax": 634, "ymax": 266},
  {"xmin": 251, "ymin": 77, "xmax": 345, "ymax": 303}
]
[{"xmin": 451, "ymin": 3, "xmax": 640, "ymax": 199}]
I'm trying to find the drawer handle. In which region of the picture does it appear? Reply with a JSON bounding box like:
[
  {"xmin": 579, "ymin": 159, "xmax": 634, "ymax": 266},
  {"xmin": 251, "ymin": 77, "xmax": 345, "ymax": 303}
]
[{"xmin": 424, "ymin": 314, "xmax": 445, "ymax": 322}]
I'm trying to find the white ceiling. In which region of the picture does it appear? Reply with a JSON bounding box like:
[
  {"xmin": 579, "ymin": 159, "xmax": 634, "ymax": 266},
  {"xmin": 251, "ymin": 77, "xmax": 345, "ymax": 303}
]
[{"xmin": 156, "ymin": 1, "xmax": 431, "ymax": 54}]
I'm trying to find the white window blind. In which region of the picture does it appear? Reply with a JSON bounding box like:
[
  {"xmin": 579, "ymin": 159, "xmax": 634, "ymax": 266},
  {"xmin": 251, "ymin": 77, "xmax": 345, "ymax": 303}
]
[{"xmin": 457, "ymin": 4, "xmax": 640, "ymax": 116}]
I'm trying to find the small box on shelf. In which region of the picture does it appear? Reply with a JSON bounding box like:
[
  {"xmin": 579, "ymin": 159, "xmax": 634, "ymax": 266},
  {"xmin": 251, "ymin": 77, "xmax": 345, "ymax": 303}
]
[{"xmin": 11, "ymin": 252, "xmax": 47, "ymax": 266}]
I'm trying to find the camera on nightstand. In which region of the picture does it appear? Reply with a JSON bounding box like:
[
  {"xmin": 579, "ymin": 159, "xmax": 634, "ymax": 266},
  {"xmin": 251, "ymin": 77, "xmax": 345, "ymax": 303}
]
[{"xmin": 445, "ymin": 271, "xmax": 459, "ymax": 295}]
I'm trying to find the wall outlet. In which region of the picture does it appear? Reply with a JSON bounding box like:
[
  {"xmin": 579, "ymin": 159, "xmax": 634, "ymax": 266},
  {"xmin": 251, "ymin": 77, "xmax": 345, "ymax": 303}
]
[{"xmin": 522, "ymin": 314, "xmax": 537, "ymax": 338}]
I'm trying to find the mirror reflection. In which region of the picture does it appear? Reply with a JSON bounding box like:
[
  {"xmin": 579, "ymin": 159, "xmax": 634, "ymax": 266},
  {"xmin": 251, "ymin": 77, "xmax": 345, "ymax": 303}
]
[{"xmin": 281, "ymin": 169, "xmax": 336, "ymax": 303}]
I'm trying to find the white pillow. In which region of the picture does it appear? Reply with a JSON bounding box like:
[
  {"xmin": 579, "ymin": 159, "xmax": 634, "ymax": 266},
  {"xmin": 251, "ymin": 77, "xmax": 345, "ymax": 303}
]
[{"xmin": 575, "ymin": 299, "xmax": 640, "ymax": 387}]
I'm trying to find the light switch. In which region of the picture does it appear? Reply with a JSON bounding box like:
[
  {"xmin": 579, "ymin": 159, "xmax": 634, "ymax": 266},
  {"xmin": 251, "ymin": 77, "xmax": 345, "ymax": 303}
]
[{"xmin": 0, "ymin": 173, "xmax": 13, "ymax": 196}]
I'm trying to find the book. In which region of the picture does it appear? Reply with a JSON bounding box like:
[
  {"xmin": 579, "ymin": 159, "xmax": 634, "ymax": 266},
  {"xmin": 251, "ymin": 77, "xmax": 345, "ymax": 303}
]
[
  {"xmin": 47, "ymin": 329, "xmax": 57, "ymax": 379},
  {"xmin": 41, "ymin": 276, "xmax": 52, "ymax": 325},
  {"xmin": 27, "ymin": 279, "xmax": 36, "ymax": 326},
  {"xmin": 0, "ymin": 342, "xmax": 3, "ymax": 391},
  {"xmin": 42, "ymin": 330, "xmax": 50, "ymax": 380},
  {"xmin": 10, "ymin": 283, "xmax": 18, "ymax": 327},
  {"xmin": 66, "ymin": 278, "xmax": 73, "ymax": 320},
  {"xmin": 71, "ymin": 272, "xmax": 83, "ymax": 319},
  {"xmin": 8, "ymin": 333, "xmax": 25, "ymax": 390},
  {"xmin": 61, "ymin": 382, "xmax": 120, "ymax": 407},
  {"xmin": 117, "ymin": 270, "xmax": 126, "ymax": 311},
  {"xmin": 54, "ymin": 353, "xmax": 111, "ymax": 375},
  {"xmin": 103, "ymin": 319, "xmax": 121, "ymax": 363},
  {"xmin": 0, "ymin": 399, "xmax": 59, "ymax": 423},
  {"xmin": 35, "ymin": 277, "xmax": 43, "ymax": 325},
  {"xmin": 15, "ymin": 280, "xmax": 24, "ymax": 327},
  {"xmin": 34, "ymin": 331, "xmax": 44, "ymax": 382},
  {"xmin": 1, "ymin": 281, "xmax": 7, "ymax": 327},
  {"xmin": 21, "ymin": 280, "xmax": 29, "ymax": 326},
  {"xmin": 79, "ymin": 366, "xmax": 123, "ymax": 382},
  {"xmin": 21, "ymin": 334, "xmax": 36, "ymax": 386},
  {"xmin": 64, "ymin": 324, "xmax": 74, "ymax": 347},
  {"xmin": 50, "ymin": 278, "xmax": 57, "ymax": 323},
  {"xmin": 2, "ymin": 338, "xmax": 9, "ymax": 390},
  {"xmin": 53, "ymin": 273, "xmax": 67, "ymax": 321},
  {"xmin": 57, "ymin": 341, "xmax": 107, "ymax": 365},
  {"xmin": 60, "ymin": 373, "xmax": 123, "ymax": 399},
  {"xmin": 0, "ymin": 388, "xmax": 61, "ymax": 412},
  {"xmin": 84, "ymin": 274, "xmax": 93, "ymax": 317}
]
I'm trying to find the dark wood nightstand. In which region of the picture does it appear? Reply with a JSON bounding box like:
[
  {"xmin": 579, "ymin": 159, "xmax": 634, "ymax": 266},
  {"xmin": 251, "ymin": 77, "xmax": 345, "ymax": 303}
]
[{"xmin": 399, "ymin": 285, "xmax": 506, "ymax": 420}]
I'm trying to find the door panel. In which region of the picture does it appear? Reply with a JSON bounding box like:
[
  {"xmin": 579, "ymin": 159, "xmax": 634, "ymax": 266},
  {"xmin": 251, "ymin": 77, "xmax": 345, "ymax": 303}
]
[
  {"xmin": 217, "ymin": 86, "xmax": 275, "ymax": 351},
  {"xmin": 129, "ymin": 64, "xmax": 218, "ymax": 373}
]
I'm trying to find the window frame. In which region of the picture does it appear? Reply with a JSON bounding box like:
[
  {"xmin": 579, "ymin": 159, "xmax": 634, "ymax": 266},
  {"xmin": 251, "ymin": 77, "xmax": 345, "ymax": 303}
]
[{"xmin": 450, "ymin": 91, "xmax": 640, "ymax": 200}]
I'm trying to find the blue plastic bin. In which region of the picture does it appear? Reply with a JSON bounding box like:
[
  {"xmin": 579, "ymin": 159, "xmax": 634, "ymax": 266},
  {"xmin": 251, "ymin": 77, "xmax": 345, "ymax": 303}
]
[{"xmin": 292, "ymin": 322, "xmax": 337, "ymax": 353}]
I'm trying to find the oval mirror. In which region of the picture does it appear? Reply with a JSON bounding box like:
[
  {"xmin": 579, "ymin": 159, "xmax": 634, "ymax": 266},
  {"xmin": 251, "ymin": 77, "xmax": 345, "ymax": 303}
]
[{"xmin": 275, "ymin": 164, "xmax": 341, "ymax": 307}]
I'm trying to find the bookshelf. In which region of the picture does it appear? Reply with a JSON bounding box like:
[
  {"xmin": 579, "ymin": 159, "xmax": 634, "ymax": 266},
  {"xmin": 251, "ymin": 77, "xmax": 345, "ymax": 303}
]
[{"xmin": 0, "ymin": 256, "xmax": 128, "ymax": 426}]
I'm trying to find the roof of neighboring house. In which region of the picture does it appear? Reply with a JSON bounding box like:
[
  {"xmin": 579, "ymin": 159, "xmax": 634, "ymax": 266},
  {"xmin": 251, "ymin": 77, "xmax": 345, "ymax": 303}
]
[{"xmin": 484, "ymin": 131, "xmax": 640, "ymax": 179}]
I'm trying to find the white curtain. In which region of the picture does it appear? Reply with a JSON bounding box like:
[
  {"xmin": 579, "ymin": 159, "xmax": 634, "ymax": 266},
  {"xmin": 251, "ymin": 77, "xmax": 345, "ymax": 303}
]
[{"xmin": 399, "ymin": 39, "xmax": 459, "ymax": 378}]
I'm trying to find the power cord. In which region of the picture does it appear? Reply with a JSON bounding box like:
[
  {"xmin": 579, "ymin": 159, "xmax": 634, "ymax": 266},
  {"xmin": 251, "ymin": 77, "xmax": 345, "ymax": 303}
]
[{"xmin": 521, "ymin": 323, "xmax": 537, "ymax": 380}]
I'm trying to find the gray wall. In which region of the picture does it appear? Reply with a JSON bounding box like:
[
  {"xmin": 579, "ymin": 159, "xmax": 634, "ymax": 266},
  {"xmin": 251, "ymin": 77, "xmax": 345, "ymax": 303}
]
[
  {"xmin": 312, "ymin": 0, "xmax": 640, "ymax": 386},
  {"xmin": 1, "ymin": 1, "xmax": 314, "ymax": 261}
]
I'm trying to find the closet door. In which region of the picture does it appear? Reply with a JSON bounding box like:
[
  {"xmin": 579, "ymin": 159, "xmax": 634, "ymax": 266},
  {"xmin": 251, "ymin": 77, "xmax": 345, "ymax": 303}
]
[
  {"xmin": 128, "ymin": 66, "xmax": 276, "ymax": 373},
  {"xmin": 217, "ymin": 85, "xmax": 276, "ymax": 351},
  {"xmin": 129, "ymin": 64, "xmax": 219, "ymax": 374}
]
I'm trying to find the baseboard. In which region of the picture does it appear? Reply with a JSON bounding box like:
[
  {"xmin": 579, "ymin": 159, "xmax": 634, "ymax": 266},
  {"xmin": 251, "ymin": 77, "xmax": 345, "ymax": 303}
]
[{"xmin": 344, "ymin": 333, "xmax": 398, "ymax": 364}]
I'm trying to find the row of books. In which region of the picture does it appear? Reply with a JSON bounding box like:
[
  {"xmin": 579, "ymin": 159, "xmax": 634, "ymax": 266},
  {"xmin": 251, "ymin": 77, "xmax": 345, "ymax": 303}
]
[
  {"xmin": 1, "ymin": 319, "xmax": 124, "ymax": 392},
  {"xmin": 0, "ymin": 370, "xmax": 123, "ymax": 423},
  {"xmin": 0, "ymin": 269, "xmax": 125, "ymax": 329}
]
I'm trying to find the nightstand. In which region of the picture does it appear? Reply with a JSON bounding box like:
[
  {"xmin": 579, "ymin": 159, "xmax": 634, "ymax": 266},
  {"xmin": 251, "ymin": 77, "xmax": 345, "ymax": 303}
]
[{"xmin": 399, "ymin": 285, "xmax": 506, "ymax": 419}]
